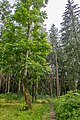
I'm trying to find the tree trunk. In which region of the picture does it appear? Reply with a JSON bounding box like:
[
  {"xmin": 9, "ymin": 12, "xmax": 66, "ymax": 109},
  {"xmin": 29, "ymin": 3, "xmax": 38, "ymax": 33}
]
[
  {"xmin": 18, "ymin": 79, "xmax": 21, "ymax": 93},
  {"xmin": 35, "ymin": 81, "xmax": 38, "ymax": 100},
  {"xmin": 23, "ymin": 50, "xmax": 32, "ymax": 109},
  {"xmin": 32, "ymin": 81, "xmax": 35, "ymax": 102},
  {"xmin": 55, "ymin": 52, "xmax": 60, "ymax": 96},
  {"xmin": 0, "ymin": 73, "xmax": 3, "ymax": 93},
  {"xmin": 8, "ymin": 73, "xmax": 10, "ymax": 93},
  {"xmin": 22, "ymin": 21, "xmax": 32, "ymax": 109},
  {"xmin": 50, "ymin": 74, "xmax": 53, "ymax": 97},
  {"xmin": 5, "ymin": 75, "xmax": 8, "ymax": 93},
  {"xmin": 0, "ymin": 78, "xmax": 1, "ymax": 93},
  {"xmin": 23, "ymin": 83, "xmax": 32, "ymax": 109}
]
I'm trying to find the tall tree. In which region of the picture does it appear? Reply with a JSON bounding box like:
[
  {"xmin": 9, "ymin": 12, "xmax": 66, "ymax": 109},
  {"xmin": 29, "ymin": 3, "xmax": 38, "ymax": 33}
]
[
  {"xmin": 60, "ymin": 0, "xmax": 80, "ymax": 92},
  {"xmin": 0, "ymin": 0, "xmax": 51, "ymax": 108},
  {"xmin": 47, "ymin": 24, "xmax": 60, "ymax": 96}
]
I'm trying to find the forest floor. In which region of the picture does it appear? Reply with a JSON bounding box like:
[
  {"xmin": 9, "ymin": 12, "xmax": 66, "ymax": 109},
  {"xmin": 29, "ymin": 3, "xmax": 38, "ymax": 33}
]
[
  {"xmin": 49, "ymin": 101, "xmax": 56, "ymax": 120},
  {"xmin": 42, "ymin": 99, "xmax": 56, "ymax": 120},
  {"xmin": 0, "ymin": 93, "xmax": 54, "ymax": 120}
]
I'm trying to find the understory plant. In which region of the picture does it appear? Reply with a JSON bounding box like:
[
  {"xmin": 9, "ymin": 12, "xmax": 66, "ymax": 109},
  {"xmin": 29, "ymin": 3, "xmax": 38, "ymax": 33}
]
[{"xmin": 54, "ymin": 90, "xmax": 80, "ymax": 120}]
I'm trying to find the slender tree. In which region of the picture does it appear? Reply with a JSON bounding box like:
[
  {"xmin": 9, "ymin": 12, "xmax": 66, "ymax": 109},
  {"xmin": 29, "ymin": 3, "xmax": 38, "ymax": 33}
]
[{"xmin": 48, "ymin": 24, "xmax": 60, "ymax": 96}]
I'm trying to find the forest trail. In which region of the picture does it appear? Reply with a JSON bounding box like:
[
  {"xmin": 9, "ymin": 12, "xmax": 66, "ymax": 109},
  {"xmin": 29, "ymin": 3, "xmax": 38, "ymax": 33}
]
[
  {"xmin": 49, "ymin": 101, "xmax": 56, "ymax": 120},
  {"xmin": 42, "ymin": 100, "xmax": 56, "ymax": 120}
]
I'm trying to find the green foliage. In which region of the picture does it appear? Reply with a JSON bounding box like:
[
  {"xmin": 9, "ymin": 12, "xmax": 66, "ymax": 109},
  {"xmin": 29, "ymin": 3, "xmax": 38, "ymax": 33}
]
[
  {"xmin": 54, "ymin": 91, "xmax": 80, "ymax": 120},
  {"xmin": 0, "ymin": 94, "xmax": 49, "ymax": 120},
  {"xmin": 0, "ymin": 0, "xmax": 51, "ymax": 81},
  {"xmin": 0, "ymin": 93, "xmax": 24, "ymax": 103},
  {"xmin": 0, "ymin": 0, "xmax": 51, "ymax": 102},
  {"xmin": 59, "ymin": 0, "xmax": 80, "ymax": 93}
]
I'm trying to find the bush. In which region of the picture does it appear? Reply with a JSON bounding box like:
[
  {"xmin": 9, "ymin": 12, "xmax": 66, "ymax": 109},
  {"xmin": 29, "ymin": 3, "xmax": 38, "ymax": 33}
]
[
  {"xmin": 54, "ymin": 90, "xmax": 80, "ymax": 120},
  {"xmin": 0, "ymin": 93, "xmax": 24, "ymax": 103}
]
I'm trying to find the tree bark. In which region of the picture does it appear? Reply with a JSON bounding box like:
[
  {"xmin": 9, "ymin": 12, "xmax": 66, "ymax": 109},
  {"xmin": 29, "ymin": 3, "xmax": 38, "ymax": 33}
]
[
  {"xmin": 5, "ymin": 75, "xmax": 8, "ymax": 93},
  {"xmin": 18, "ymin": 79, "xmax": 21, "ymax": 93},
  {"xmin": 55, "ymin": 52, "xmax": 60, "ymax": 96},
  {"xmin": 32, "ymin": 81, "xmax": 35, "ymax": 102},
  {"xmin": 23, "ymin": 83, "xmax": 32, "ymax": 109},
  {"xmin": 8, "ymin": 73, "xmax": 10, "ymax": 93},
  {"xmin": 35, "ymin": 81, "xmax": 38, "ymax": 100},
  {"xmin": 50, "ymin": 74, "xmax": 53, "ymax": 97},
  {"xmin": 0, "ymin": 78, "xmax": 1, "ymax": 93},
  {"xmin": 23, "ymin": 50, "xmax": 32, "ymax": 109}
]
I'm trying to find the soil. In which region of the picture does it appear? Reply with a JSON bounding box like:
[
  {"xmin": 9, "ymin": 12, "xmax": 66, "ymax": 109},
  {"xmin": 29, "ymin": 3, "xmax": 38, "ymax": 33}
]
[{"xmin": 49, "ymin": 102, "xmax": 56, "ymax": 120}]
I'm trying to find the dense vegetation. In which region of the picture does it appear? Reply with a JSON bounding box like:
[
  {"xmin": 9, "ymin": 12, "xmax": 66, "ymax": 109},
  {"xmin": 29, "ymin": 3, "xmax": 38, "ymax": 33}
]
[
  {"xmin": 0, "ymin": 93, "xmax": 50, "ymax": 120},
  {"xmin": 0, "ymin": 0, "xmax": 80, "ymax": 119},
  {"xmin": 54, "ymin": 91, "xmax": 80, "ymax": 120}
]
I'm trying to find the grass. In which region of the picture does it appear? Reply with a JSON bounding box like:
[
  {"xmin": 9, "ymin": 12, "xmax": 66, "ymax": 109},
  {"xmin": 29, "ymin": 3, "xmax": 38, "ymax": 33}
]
[{"xmin": 0, "ymin": 93, "xmax": 50, "ymax": 120}]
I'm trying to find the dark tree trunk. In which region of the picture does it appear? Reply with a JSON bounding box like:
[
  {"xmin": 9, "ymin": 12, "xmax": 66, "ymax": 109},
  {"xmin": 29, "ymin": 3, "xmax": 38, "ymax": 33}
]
[
  {"xmin": 55, "ymin": 52, "xmax": 60, "ymax": 96},
  {"xmin": 32, "ymin": 81, "xmax": 35, "ymax": 102},
  {"xmin": 23, "ymin": 82, "xmax": 32, "ymax": 109},
  {"xmin": 8, "ymin": 73, "xmax": 10, "ymax": 93}
]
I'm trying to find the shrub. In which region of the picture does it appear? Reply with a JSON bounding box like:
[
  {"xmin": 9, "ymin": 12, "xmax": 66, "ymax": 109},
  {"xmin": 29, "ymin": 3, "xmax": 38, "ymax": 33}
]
[
  {"xmin": 0, "ymin": 93, "xmax": 24, "ymax": 103},
  {"xmin": 54, "ymin": 90, "xmax": 80, "ymax": 120}
]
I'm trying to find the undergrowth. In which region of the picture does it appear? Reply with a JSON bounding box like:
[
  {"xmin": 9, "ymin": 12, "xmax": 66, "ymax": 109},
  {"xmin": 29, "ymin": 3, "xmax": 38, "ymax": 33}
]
[
  {"xmin": 0, "ymin": 93, "xmax": 49, "ymax": 120},
  {"xmin": 54, "ymin": 90, "xmax": 80, "ymax": 120}
]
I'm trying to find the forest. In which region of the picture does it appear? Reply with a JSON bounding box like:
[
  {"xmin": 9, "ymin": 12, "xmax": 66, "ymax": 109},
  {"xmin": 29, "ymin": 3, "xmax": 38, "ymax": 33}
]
[{"xmin": 0, "ymin": 0, "xmax": 80, "ymax": 120}]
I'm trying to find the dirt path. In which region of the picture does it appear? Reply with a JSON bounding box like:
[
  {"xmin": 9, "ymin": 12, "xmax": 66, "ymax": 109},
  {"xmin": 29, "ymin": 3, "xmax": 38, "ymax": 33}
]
[
  {"xmin": 42, "ymin": 101, "xmax": 56, "ymax": 120},
  {"xmin": 49, "ymin": 102, "xmax": 56, "ymax": 120}
]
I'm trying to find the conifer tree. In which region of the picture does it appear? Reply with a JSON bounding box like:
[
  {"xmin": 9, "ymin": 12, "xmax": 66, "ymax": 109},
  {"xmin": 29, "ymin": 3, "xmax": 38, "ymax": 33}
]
[
  {"xmin": 48, "ymin": 24, "xmax": 60, "ymax": 96},
  {"xmin": 60, "ymin": 0, "xmax": 80, "ymax": 91}
]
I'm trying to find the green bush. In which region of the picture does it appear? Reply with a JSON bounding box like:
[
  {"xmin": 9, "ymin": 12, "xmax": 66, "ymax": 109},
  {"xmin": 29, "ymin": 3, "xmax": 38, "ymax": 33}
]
[
  {"xmin": 0, "ymin": 93, "xmax": 24, "ymax": 103},
  {"xmin": 54, "ymin": 91, "xmax": 80, "ymax": 120}
]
